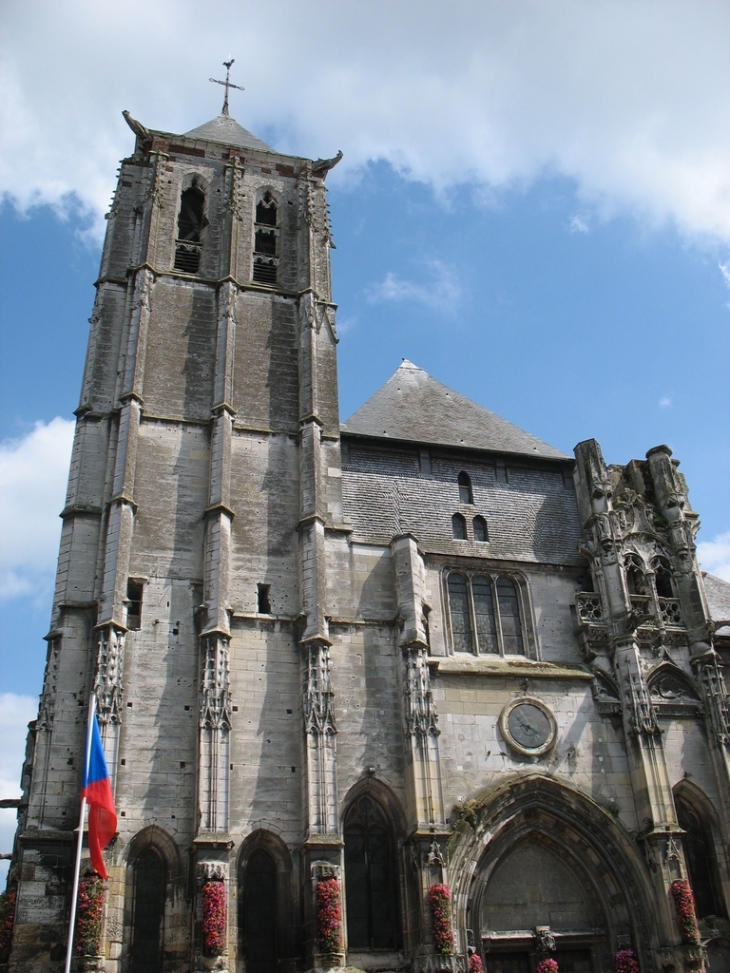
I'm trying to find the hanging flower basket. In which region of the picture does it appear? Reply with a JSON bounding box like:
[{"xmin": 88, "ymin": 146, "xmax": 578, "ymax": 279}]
[
  {"xmin": 316, "ymin": 877, "xmax": 343, "ymax": 954},
  {"xmin": 469, "ymin": 952, "xmax": 485, "ymax": 973},
  {"xmin": 202, "ymin": 880, "xmax": 227, "ymax": 956},
  {"xmin": 536, "ymin": 961, "xmax": 559, "ymax": 973},
  {"xmin": 74, "ymin": 875, "xmax": 105, "ymax": 957},
  {"xmin": 0, "ymin": 889, "xmax": 17, "ymax": 963},
  {"xmin": 429, "ymin": 884, "xmax": 455, "ymax": 955},
  {"xmin": 670, "ymin": 880, "xmax": 700, "ymax": 945},
  {"xmin": 615, "ymin": 949, "xmax": 640, "ymax": 973}
]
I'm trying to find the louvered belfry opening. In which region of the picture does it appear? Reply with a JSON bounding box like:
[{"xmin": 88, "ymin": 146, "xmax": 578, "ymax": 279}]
[
  {"xmin": 253, "ymin": 190, "xmax": 278, "ymax": 285},
  {"xmin": 174, "ymin": 185, "xmax": 205, "ymax": 273}
]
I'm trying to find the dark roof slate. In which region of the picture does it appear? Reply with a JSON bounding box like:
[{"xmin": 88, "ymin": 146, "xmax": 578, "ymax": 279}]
[
  {"xmin": 342, "ymin": 360, "xmax": 569, "ymax": 459},
  {"xmin": 183, "ymin": 114, "xmax": 272, "ymax": 151},
  {"xmin": 704, "ymin": 572, "xmax": 730, "ymax": 637}
]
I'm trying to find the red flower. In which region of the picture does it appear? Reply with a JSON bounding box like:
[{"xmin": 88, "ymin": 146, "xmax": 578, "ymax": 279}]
[
  {"xmin": 615, "ymin": 949, "xmax": 640, "ymax": 973},
  {"xmin": 670, "ymin": 880, "xmax": 700, "ymax": 945},
  {"xmin": 0, "ymin": 890, "xmax": 17, "ymax": 962},
  {"xmin": 536, "ymin": 960, "xmax": 559, "ymax": 973},
  {"xmin": 428, "ymin": 884, "xmax": 455, "ymax": 956},
  {"xmin": 316, "ymin": 878, "xmax": 342, "ymax": 954},
  {"xmin": 74, "ymin": 875, "xmax": 105, "ymax": 957},
  {"xmin": 469, "ymin": 953, "xmax": 485, "ymax": 973},
  {"xmin": 202, "ymin": 880, "xmax": 227, "ymax": 956}
]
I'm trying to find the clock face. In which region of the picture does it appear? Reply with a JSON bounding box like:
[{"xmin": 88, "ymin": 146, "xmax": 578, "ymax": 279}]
[{"xmin": 500, "ymin": 698, "xmax": 556, "ymax": 757}]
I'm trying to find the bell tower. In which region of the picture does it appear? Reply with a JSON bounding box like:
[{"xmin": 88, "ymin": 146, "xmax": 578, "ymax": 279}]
[{"xmin": 10, "ymin": 73, "xmax": 345, "ymax": 971}]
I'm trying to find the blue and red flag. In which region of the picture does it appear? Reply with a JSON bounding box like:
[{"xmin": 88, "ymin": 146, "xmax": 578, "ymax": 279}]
[{"xmin": 82, "ymin": 714, "xmax": 117, "ymax": 880}]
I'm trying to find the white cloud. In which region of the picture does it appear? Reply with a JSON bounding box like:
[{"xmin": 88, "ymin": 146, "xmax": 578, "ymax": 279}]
[
  {"xmin": 569, "ymin": 215, "xmax": 589, "ymax": 234},
  {"xmin": 2, "ymin": 1, "xmax": 730, "ymax": 242},
  {"xmin": 698, "ymin": 531, "xmax": 730, "ymax": 583},
  {"xmin": 0, "ymin": 419, "xmax": 75, "ymax": 601},
  {"xmin": 0, "ymin": 694, "xmax": 37, "ymax": 885},
  {"xmin": 659, "ymin": 397, "xmax": 672, "ymax": 408},
  {"xmin": 720, "ymin": 259, "xmax": 730, "ymax": 288},
  {"xmin": 367, "ymin": 260, "xmax": 462, "ymax": 313}
]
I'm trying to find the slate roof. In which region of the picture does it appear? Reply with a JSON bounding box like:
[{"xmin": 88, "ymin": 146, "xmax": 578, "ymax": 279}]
[
  {"xmin": 342, "ymin": 360, "xmax": 569, "ymax": 459},
  {"xmin": 704, "ymin": 572, "xmax": 730, "ymax": 638},
  {"xmin": 184, "ymin": 114, "xmax": 273, "ymax": 151}
]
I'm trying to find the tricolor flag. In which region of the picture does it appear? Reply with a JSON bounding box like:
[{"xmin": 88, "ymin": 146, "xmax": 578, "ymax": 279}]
[{"xmin": 82, "ymin": 714, "xmax": 117, "ymax": 880}]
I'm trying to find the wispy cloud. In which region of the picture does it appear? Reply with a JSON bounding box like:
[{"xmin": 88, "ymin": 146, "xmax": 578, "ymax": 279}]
[
  {"xmin": 659, "ymin": 396, "xmax": 672, "ymax": 407},
  {"xmin": 720, "ymin": 259, "xmax": 730, "ymax": 289},
  {"xmin": 698, "ymin": 530, "xmax": 730, "ymax": 583},
  {"xmin": 366, "ymin": 259, "xmax": 462, "ymax": 314},
  {"xmin": 569, "ymin": 214, "xmax": 589, "ymax": 234},
  {"xmin": 0, "ymin": 419, "xmax": 74, "ymax": 601}
]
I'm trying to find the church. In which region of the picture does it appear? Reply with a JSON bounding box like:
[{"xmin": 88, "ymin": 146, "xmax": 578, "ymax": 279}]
[{"xmin": 5, "ymin": 79, "xmax": 730, "ymax": 973}]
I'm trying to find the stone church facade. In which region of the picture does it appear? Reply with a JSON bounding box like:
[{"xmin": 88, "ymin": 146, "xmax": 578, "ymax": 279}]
[{"xmin": 5, "ymin": 102, "xmax": 730, "ymax": 973}]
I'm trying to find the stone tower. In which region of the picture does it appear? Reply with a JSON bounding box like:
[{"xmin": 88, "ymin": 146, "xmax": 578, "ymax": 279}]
[
  {"xmin": 9, "ymin": 97, "xmax": 346, "ymax": 970},
  {"xmin": 7, "ymin": 92, "xmax": 730, "ymax": 973}
]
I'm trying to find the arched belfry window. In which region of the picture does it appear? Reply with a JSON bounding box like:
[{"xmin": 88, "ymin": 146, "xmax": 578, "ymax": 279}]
[
  {"xmin": 241, "ymin": 849, "xmax": 278, "ymax": 973},
  {"xmin": 174, "ymin": 185, "xmax": 205, "ymax": 274},
  {"xmin": 130, "ymin": 847, "xmax": 166, "ymax": 972},
  {"xmin": 253, "ymin": 190, "xmax": 279, "ymax": 285},
  {"xmin": 458, "ymin": 471, "xmax": 473, "ymax": 504},
  {"xmin": 447, "ymin": 571, "xmax": 527, "ymax": 656},
  {"xmin": 344, "ymin": 795, "xmax": 399, "ymax": 951}
]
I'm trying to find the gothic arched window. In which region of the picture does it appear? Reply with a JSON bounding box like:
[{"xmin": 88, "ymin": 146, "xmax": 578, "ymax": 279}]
[
  {"xmin": 344, "ymin": 796, "xmax": 399, "ymax": 951},
  {"xmin": 130, "ymin": 848, "xmax": 166, "ymax": 972},
  {"xmin": 174, "ymin": 185, "xmax": 205, "ymax": 274},
  {"xmin": 447, "ymin": 572, "xmax": 527, "ymax": 656},
  {"xmin": 675, "ymin": 792, "xmax": 725, "ymax": 920},
  {"xmin": 241, "ymin": 849, "xmax": 278, "ymax": 973},
  {"xmin": 653, "ymin": 556, "xmax": 675, "ymax": 599},
  {"xmin": 624, "ymin": 554, "xmax": 647, "ymax": 596},
  {"xmin": 452, "ymin": 513, "xmax": 467, "ymax": 540},
  {"xmin": 253, "ymin": 190, "xmax": 279, "ymax": 285},
  {"xmin": 473, "ymin": 516, "xmax": 489, "ymax": 542},
  {"xmin": 458, "ymin": 471, "xmax": 473, "ymax": 504}
]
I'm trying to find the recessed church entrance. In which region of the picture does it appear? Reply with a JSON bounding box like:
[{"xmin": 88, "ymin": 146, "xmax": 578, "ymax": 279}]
[
  {"xmin": 130, "ymin": 848, "xmax": 166, "ymax": 973},
  {"xmin": 476, "ymin": 838, "xmax": 608, "ymax": 973},
  {"xmin": 242, "ymin": 849, "xmax": 278, "ymax": 973}
]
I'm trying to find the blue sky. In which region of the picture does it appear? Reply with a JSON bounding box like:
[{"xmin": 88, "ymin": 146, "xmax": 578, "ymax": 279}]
[{"xmin": 1, "ymin": 0, "xmax": 729, "ymax": 863}]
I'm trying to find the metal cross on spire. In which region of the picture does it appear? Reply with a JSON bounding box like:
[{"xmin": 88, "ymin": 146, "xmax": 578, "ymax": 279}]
[{"xmin": 209, "ymin": 58, "xmax": 245, "ymax": 116}]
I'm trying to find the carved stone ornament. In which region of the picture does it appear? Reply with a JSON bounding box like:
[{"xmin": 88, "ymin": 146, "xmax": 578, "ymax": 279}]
[
  {"xmin": 499, "ymin": 697, "xmax": 557, "ymax": 758},
  {"xmin": 534, "ymin": 926, "xmax": 557, "ymax": 953},
  {"xmin": 694, "ymin": 653, "xmax": 730, "ymax": 747},
  {"xmin": 304, "ymin": 641, "xmax": 336, "ymax": 736},
  {"xmin": 625, "ymin": 672, "xmax": 660, "ymax": 737},
  {"xmin": 197, "ymin": 861, "xmax": 228, "ymax": 884},
  {"xmin": 425, "ymin": 840, "xmax": 447, "ymax": 869},
  {"xmin": 94, "ymin": 625, "xmax": 125, "ymax": 725},
  {"xmin": 312, "ymin": 860, "xmax": 339, "ymax": 882},
  {"xmin": 404, "ymin": 644, "xmax": 439, "ymax": 739},
  {"xmin": 200, "ymin": 635, "xmax": 232, "ymax": 731}
]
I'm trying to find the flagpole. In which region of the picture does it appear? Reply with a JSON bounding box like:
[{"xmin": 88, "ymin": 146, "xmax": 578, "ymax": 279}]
[{"xmin": 64, "ymin": 692, "xmax": 97, "ymax": 973}]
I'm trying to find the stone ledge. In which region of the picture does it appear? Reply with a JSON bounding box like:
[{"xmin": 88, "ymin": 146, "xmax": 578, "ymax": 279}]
[{"xmin": 429, "ymin": 657, "xmax": 593, "ymax": 680}]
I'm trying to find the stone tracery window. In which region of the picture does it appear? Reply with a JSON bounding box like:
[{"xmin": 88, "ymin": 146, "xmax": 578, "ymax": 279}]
[{"xmin": 446, "ymin": 571, "xmax": 526, "ymax": 656}]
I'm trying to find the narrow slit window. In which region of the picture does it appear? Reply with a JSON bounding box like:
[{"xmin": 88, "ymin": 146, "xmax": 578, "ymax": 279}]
[
  {"xmin": 458, "ymin": 471, "xmax": 473, "ymax": 504},
  {"xmin": 448, "ymin": 574, "xmax": 473, "ymax": 653},
  {"xmin": 257, "ymin": 584, "xmax": 271, "ymax": 614},
  {"xmin": 174, "ymin": 186, "xmax": 205, "ymax": 274},
  {"xmin": 452, "ymin": 512, "xmax": 467, "ymax": 540},
  {"xmin": 473, "ymin": 515, "xmax": 488, "ymax": 542},
  {"xmin": 126, "ymin": 581, "xmax": 143, "ymax": 631}
]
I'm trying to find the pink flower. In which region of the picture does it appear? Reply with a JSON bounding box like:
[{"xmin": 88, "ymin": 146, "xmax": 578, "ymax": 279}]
[
  {"xmin": 428, "ymin": 884, "xmax": 455, "ymax": 955},
  {"xmin": 536, "ymin": 960, "xmax": 559, "ymax": 973},
  {"xmin": 469, "ymin": 953, "xmax": 485, "ymax": 973},
  {"xmin": 615, "ymin": 949, "xmax": 640, "ymax": 973},
  {"xmin": 670, "ymin": 880, "xmax": 700, "ymax": 945},
  {"xmin": 74, "ymin": 876, "xmax": 105, "ymax": 956},
  {"xmin": 316, "ymin": 878, "xmax": 342, "ymax": 953}
]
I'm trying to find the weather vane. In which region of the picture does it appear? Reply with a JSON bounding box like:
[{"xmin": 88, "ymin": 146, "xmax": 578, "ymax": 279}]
[{"xmin": 209, "ymin": 58, "xmax": 245, "ymax": 116}]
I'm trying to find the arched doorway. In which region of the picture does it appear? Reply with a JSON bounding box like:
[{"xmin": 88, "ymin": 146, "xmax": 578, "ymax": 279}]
[
  {"xmin": 344, "ymin": 795, "xmax": 399, "ymax": 951},
  {"xmin": 241, "ymin": 849, "xmax": 277, "ymax": 973},
  {"xmin": 130, "ymin": 847, "xmax": 166, "ymax": 972},
  {"xmin": 479, "ymin": 837, "xmax": 606, "ymax": 973}
]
